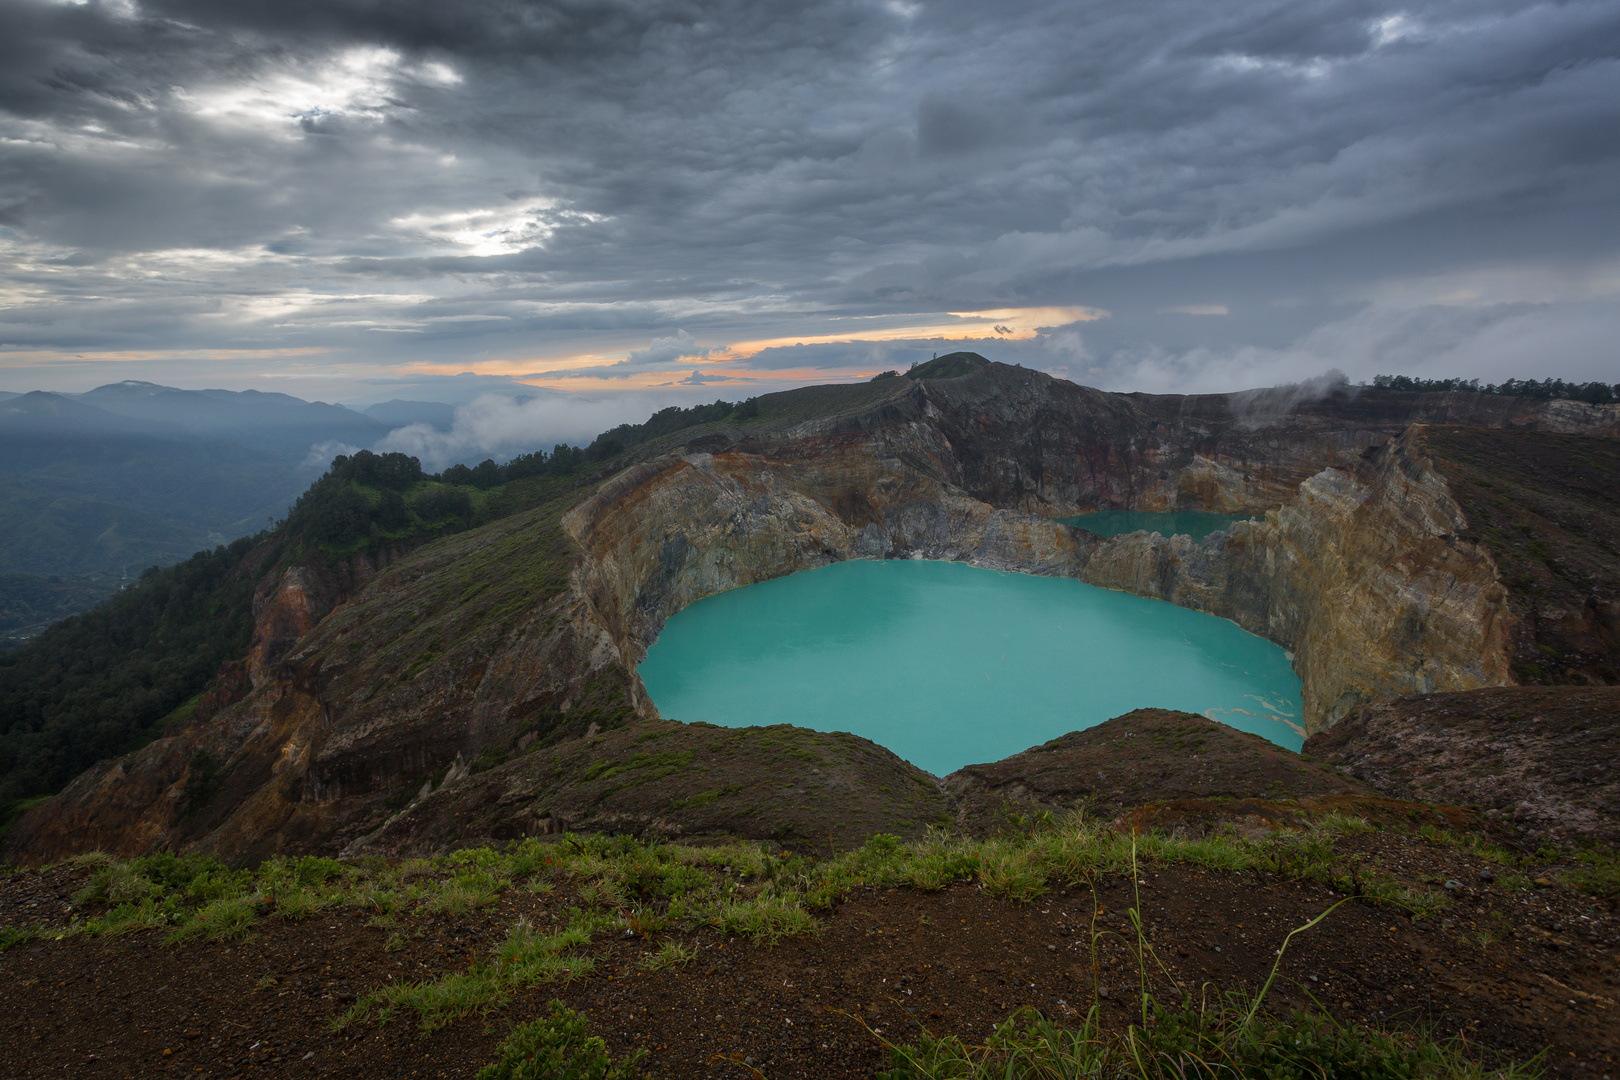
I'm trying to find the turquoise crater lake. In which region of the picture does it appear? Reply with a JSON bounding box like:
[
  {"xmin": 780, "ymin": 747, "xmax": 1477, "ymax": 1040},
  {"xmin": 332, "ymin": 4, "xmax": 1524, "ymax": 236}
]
[{"xmin": 637, "ymin": 559, "xmax": 1304, "ymax": 776}]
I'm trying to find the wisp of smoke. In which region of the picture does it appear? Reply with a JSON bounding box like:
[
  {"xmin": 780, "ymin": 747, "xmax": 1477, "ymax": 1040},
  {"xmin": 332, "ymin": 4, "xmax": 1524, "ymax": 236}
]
[
  {"xmin": 1227, "ymin": 369, "xmax": 1355, "ymax": 427},
  {"xmin": 303, "ymin": 439, "xmax": 362, "ymax": 470},
  {"xmin": 372, "ymin": 391, "xmax": 715, "ymax": 472}
]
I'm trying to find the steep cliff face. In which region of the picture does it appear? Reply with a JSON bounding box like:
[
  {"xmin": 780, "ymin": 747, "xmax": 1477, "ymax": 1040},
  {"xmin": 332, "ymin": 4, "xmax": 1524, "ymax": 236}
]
[
  {"xmin": 6, "ymin": 365, "xmax": 1614, "ymax": 863},
  {"xmin": 1081, "ymin": 427, "xmax": 1515, "ymax": 731},
  {"xmin": 565, "ymin": 370, "xmax": 1613, "ymax": 678},
  {"xmin": 907, "ymin": 369, "xmax": 1619, "ymax": 516},
  {"xmin": 563, "ymin": 439, "xmax": 1090, "ymax": 666}
]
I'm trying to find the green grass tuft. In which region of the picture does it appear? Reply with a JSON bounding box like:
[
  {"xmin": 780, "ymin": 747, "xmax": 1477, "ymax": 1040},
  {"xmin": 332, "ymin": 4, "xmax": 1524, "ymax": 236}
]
[
  {"xmin": 477, "ymin": 1000, "xmax": 647, "ymax": 1080},
  {"xmin": 0, "ymin": 925, "xmax": 35, "ymax": 951},
  {"xmin": 871, "ymin": 999, "xmax": 1543, "ymax": 1079},
  {"xmin": 640, "ymin": 940, "xmax": 694, "ymax": 971},
  {"xmin": 166, "ymin": 895, "xmax": 261, "ymax": 943}
]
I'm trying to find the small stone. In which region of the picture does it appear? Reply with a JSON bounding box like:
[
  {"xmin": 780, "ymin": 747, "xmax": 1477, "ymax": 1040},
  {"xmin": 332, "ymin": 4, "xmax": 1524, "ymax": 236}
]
[
  {"xmin": 1443, "ymin": 880, "xmax": 1464, "ymax": 891},
  {"xmin": 1534, "ymin": 877, "xmax": 1553, "ymax": 887},
  {"xmin": 1097, "ymin": 985, "xmax": 1109, "ymax": 998},
  {"xmin": 1046, "ymin": 944, "xmax": 1056, "ymax": 952},
  {"xmin": 1477, "ymin": 869, "xmax": 1495, "ymax": 882}
]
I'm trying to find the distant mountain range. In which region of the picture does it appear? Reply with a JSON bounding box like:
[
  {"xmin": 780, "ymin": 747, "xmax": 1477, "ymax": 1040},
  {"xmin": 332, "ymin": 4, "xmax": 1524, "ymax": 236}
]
[{"xmin": 0, "ymin": 381, "xmax": 471, "ymax": 641}]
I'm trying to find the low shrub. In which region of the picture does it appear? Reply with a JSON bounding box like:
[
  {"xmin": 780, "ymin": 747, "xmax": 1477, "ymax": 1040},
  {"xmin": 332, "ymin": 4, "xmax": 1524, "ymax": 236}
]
[
  {"xmin": 477, "ymin": 1000, "xmax": 646, "ymax": 1080},
  {"xmin": 709, "ymin": 894, "xmax": 815, "ymax": 943}
]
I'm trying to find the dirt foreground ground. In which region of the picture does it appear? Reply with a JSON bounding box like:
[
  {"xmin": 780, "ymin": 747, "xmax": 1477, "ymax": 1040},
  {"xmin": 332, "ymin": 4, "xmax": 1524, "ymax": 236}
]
[{"xmin": 2, "ymin": 823, "xmax": 1617, "ymax": 1080}]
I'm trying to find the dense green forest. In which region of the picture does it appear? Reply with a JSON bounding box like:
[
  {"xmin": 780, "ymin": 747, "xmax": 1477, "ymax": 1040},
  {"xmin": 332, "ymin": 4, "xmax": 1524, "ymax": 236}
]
[
  {"xmin": 0, "ymin": 394, "xmax": 774, "ymax": 833},
  {"xmin": 0, "ymin": 537, "xmax": 270, "ymax": 835},
  {"xmin": 1372, "ymin": 374, "xmax": 1620, "ymax": 404}
]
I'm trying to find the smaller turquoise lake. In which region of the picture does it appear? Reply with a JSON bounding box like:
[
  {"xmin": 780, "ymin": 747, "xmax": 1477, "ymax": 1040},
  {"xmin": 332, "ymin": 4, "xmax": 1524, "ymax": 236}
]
[
  {"xmin": 1056, "ymin": 510, "xmax": 1257, "ymax": 541},
  {"xmin": 638, "ymin": 559, "xmax": 1303, "ymax": 776}
]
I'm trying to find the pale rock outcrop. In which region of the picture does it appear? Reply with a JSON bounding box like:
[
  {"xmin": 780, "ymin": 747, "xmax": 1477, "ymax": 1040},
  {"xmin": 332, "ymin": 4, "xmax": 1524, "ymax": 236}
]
[{"xmin": 1080, "ymin": 428, "xmax": 1512, "ymax": 732}]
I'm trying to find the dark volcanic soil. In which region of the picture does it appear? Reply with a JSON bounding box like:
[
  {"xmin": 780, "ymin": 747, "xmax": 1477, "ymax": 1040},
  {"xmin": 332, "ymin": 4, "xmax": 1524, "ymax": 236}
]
[
  {"xmin": 1307, "ymin": 686, "xmax": 1620, "ymax": 846},
  {"xmin": 350, "ymin": 720, "xmax": 951, "ymax": 858},
  {"xmin": 3, "ymin": 830, "xmax": 1616, "ymax": 1079},
  {"xmin": 352, "ymin": 712, "xmax": 1382, "ymax": 860},
  {"xmin": 946, "ymin": 709, "xmax": 1368, "ymax": 819},
  {"xmin": 1423, "ymin": 427, "xmax": 1620, "ymax": 686}
]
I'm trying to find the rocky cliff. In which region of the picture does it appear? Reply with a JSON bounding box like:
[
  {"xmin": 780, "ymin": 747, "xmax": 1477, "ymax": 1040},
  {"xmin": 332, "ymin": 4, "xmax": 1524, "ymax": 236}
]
[
  {"xmin": 565, "ymin": 370, "xmax": 1616, "ymax": 682},
  {"xmin": 1081, "ymin": 426, "xmax": 1516, "ymax": 731},
  {"xmin": 6, "ymin": 364, "xmax": 1616, "ymax": 863}
]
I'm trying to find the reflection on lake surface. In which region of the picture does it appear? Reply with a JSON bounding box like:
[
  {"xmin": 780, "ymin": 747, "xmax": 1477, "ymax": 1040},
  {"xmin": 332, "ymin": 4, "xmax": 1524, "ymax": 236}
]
[
  {"xmin": 1055, "ymin": 510, "xmax": 1258, "ymax": 541},
  {"xmin": 638, "ymin": 559, "xmax": 1302, "ymax": 776}
]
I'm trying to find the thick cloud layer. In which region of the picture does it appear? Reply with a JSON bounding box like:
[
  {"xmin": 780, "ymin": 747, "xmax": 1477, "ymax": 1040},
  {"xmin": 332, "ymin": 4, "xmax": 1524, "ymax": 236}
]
[{"xmin": 1, "ymin": 0, "xmax": 1616, "ymax": 400}]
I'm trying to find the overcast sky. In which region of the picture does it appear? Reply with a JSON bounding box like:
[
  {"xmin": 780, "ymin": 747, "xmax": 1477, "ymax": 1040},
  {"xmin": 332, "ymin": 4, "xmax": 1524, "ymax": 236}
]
[{"xmin": 2, "ymin": 0, "xmax": 1617, "ymax": 409}]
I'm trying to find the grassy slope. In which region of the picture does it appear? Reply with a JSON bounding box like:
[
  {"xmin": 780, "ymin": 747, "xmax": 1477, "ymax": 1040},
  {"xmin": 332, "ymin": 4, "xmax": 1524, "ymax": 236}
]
[
  {"xmin": 743, "ymin": 376, "xmax": 914, "ymax": 427},
  {"xmin": 0, "ymin": 460, "xmax": 613, "ymax": 831},
  {"xmin": 310, "ymin": 487, "xmax": 585, "ymax": 700},
  {"xmin": 5, "ymin": 813, "xmax": 1608, "ymax": 1075},
  {"xmin": 366, "ymin": 718, "xmax": 952, "ymax": 853},
  {"xmin": 949, "ymin": 710, "xmax": 1369, "ymax": 816}
]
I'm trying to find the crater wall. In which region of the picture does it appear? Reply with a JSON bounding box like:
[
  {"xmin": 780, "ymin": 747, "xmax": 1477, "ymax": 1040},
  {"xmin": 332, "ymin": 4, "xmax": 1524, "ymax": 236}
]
[{"xmin": 6, "ymin": 366, "xmax": 1615, "ymax": 863}]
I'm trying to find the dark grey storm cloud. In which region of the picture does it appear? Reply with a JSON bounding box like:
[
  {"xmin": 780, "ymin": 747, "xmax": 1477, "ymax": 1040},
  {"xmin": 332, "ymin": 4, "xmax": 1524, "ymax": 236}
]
[{"xmin": 1, "ymin": 0, "xmax": 1616, "ymax": 400}]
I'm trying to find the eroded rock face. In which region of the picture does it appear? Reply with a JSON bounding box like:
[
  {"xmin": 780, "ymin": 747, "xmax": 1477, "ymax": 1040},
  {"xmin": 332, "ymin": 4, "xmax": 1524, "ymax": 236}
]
[
  {"xmin": 1081, "ymin": 427, "xmax": 1515, "ymax": 732},
  {"xmin": 562, "ymin": 440, "xmax": 1091, "ymax": 666},
  {"xmin": 7, "ymin": 366, "xmax": 1615, "ymax": 863},
  {"xmin": 566, "ymin": 406, "xmax": 1526, "ymax": 736},
  {"xmin": 1421, "ymin": 428, "xmax": 1620, "ymax": 686}
]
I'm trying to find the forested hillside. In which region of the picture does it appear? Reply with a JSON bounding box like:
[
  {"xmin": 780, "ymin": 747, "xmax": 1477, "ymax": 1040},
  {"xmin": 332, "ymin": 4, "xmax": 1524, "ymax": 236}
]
[{"xmin": 0, "ymin": 391, "xmax": 767, "ymax": 837}]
